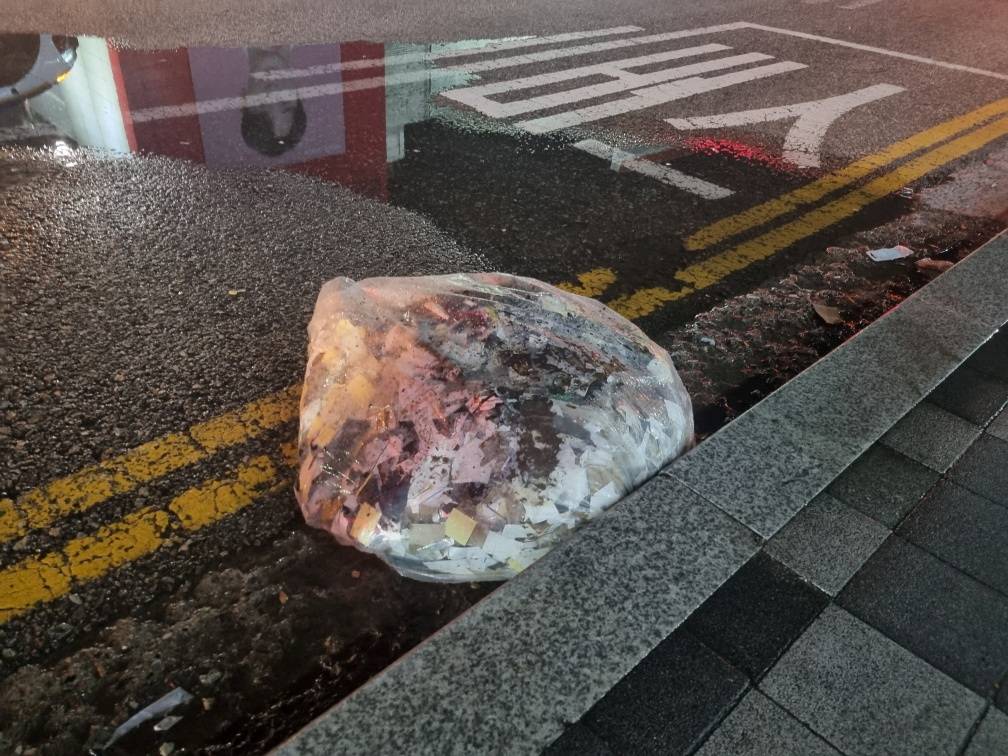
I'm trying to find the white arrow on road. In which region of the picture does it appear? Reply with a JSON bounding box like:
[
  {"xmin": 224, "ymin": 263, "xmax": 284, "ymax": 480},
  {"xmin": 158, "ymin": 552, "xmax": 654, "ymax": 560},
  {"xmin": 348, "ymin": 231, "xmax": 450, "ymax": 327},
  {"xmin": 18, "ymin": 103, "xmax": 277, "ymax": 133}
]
[{"xmin": 665, "ymin": 83, "xmax": 905, "ymax": 167}]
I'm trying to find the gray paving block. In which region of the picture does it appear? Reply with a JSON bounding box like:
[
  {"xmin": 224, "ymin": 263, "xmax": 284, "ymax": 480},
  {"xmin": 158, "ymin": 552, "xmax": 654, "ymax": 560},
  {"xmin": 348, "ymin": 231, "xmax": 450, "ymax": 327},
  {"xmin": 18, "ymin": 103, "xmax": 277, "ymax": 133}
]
[
  {"xmin": 695, "ymin": 689, "xmax": 841, "ymax": 756},
  {"xmin": 583, "ymin": 630, "xmax": 748, "ymax": 755},
  {"xmin": 989, "ymin": 409, "xmax": 1008, "ymax": 443},
  {"xmin": 839, "ymin": 536, "xmax": 1008, "ymax": 696},
  {"xmin": 965, "ymin": 708, "xmax": 1008, "ymax": 756},
  {"xmin": 950, "ymin": 433, "xmax": 1008, "ymax": 507},
  {"xmin": 279, "ymin": 476, "xmax": 761, "ymax": 755},
  {"xmin": 766, "ymin": 493, "xmax": 889, "ymax": 596},
  {"xmin": 927, "ymin": 365, "xmax": 1008, "ymax": 426},
  {"xmin": 881, "ymin": 401, "xmax": 982, "ymax": 472},
  {"xmin": 898, "ymin": 479, "xmax": 1008, "ymax": 596},
  {"xmin": 826, "ymin": 444, "xmax": 939, "ymax": 528},
  {"xmin": 681, "ymin": 552, "xmax": 828, "ymax": 682},
  {"xmin": 761, "ymin": 605, "xmax": 984, "ymax": 756},
  {"xmin": 965, "ymin": 328, "xmax": 1008, "ymax": 382},
  {"xmin": 543, "ymin": 724, "xmax": 612, "ymax": 756}
]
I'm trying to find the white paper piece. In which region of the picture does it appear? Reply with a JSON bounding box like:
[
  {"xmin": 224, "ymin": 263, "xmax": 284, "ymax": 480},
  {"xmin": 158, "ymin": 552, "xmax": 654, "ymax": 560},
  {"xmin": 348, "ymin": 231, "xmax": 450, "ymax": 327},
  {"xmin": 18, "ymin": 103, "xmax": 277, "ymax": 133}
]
[{"xmin": 867, "ymin": 245, "xmax": 913, "ymax": 262}]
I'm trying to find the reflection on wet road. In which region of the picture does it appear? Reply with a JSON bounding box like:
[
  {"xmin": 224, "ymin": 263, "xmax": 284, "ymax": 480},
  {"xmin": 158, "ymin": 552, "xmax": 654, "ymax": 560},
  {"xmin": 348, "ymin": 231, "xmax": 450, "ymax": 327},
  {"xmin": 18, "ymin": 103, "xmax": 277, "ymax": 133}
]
[{"xmin": 2, "ymin": 18, "xmax": 1008, "ymax": 755}]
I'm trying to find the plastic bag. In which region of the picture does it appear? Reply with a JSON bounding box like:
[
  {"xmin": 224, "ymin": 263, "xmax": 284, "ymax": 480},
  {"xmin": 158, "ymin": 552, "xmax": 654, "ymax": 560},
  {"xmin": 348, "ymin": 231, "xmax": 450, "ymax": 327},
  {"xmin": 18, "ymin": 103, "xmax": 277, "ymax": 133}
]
[{"xmin": 295, "ymin": 273, "xmax": 693, "ymax": 581}]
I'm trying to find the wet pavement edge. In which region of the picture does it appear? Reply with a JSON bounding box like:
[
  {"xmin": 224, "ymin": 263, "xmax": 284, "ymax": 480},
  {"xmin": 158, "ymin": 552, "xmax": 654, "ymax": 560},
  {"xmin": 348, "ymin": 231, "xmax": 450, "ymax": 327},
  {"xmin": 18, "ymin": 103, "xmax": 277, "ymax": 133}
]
[{"xmin": 274, "ymin": 229, "xmax": 1008, "ymax": 755}]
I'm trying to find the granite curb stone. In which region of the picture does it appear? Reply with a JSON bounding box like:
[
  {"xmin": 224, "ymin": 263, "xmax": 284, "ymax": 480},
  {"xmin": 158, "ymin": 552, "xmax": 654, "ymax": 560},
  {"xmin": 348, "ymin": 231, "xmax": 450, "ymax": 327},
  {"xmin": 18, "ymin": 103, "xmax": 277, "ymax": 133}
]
[{"xmin": 277, "ymin": 476, "xmax": 759, "ymax": 754}]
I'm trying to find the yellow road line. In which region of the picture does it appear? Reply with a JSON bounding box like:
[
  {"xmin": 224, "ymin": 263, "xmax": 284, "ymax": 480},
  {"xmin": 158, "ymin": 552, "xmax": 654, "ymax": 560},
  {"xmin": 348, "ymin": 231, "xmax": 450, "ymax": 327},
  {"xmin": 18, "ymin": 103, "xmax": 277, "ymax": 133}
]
[
  {"xmin": 556, "ymin": 268, "xmax": 617, "ymax": 297},
  {"xmin": 677, "ymin": 116, "xmax": 1008, "ymax": 289},
  {"xmin": 0, "ymin": 456, "xmax": 281, "ymax": 623},
  {"xmin": 0, "ymin": 385, "xmax": 300, "ymax": 544},
  {"xmin": 607, "ymin": 286, "xmax": 694, "ymax": 320},
  {"xmin": 685, "ymin": 97, "xmax": 1008, "ymax": 252},
  {"xmin": 5, "ymin": 108, "xmax": 1006, "ymax": 622}
]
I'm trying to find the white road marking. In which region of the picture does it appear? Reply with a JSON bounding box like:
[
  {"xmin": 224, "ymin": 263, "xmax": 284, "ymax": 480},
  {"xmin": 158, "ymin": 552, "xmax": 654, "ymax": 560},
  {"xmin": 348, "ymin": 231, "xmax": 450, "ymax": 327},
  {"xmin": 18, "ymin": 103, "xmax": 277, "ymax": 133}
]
[
  {"xmin": 742, "ymin": 22, "xmax": 1008, "ymax": 82},
  {"xmin": 517, "ymin": 60, "xmax": 807, "ymax": 134},
  {"xmin": 443, "ymin": 22, "xmax": 751, "ymax": 73},
  {"xmin": 252, "ymin": 26, "xmax": 644, "ymax": 80},
  {"xmin": 840, "ymin": 0, "xmax": 887, "ymax": 8},
  {"xmin": 128, "ymin": 68, "xmax": 469, "ymax": 123},
  {"xmin": 574, "ymin": 138, "xmax": 734, "ymax": 199},
  {"xmin": 130, "ymin": 24, "xmax": 755, "ymax": 124},
  {"xmin": 443, "ymin": 47, "xmax": 778, "ymax": 118},
  {"xmin": 665, "ymin": 83, "xmax": 905, "ymax": 167}
]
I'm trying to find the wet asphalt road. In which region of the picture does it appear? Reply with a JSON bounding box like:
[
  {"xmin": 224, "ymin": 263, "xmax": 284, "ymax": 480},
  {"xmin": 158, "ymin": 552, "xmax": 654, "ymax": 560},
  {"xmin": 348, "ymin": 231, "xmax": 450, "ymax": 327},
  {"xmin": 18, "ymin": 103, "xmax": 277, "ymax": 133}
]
[{"xmin": 2, "ymin": 2, "xmax": 1008, "ymax": 753}]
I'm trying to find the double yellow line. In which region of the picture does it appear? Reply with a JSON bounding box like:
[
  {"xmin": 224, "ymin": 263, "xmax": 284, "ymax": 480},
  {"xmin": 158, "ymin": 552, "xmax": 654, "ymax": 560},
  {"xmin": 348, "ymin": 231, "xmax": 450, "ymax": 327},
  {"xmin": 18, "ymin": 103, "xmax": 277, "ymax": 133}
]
[
  {"xmin": 2, "ymin": 97, "xmax": 1007, "ymax": 623},
  {"xmin": 604, "ymin": 98, "xmax": 1008, "ymax": 320}
]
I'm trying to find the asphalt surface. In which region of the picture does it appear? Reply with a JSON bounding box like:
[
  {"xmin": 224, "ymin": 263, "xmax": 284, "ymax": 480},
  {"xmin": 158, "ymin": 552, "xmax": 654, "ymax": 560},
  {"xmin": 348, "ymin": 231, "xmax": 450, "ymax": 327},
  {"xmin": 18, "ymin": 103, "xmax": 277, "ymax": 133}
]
[{"xmin": 1, "ymin": 2, "xmax": 1008, "ymax": 754}]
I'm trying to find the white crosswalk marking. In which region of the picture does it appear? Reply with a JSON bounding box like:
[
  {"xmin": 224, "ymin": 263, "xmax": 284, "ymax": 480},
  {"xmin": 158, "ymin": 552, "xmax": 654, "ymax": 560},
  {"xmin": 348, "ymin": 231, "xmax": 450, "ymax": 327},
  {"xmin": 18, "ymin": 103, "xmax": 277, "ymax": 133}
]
[
  {"xmin": 517, "ymin": 60, "xmax": 808, "ymax": 134},
  {"xmin": 442, "ymin": 44, "xmax": 748, "ymax": 118},
  {"xmin": 665, "ymin": 83, "xmax": 905, "ymax": 167},
  {"xmin": 443, "ymin": 23, "xmax": 751, "ymax": 73},
  {"xmin": 252, "ymin": 26, "xmax": 645, "ymax": 80}
]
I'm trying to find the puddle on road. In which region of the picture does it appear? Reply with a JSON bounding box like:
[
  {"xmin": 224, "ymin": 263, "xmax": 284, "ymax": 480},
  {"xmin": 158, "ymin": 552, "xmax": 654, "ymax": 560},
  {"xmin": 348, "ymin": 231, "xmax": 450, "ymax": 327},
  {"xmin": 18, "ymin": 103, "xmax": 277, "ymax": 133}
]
[{"xmin": 1, "ymin": 28, "xmax": 1004, "ymax": 756}]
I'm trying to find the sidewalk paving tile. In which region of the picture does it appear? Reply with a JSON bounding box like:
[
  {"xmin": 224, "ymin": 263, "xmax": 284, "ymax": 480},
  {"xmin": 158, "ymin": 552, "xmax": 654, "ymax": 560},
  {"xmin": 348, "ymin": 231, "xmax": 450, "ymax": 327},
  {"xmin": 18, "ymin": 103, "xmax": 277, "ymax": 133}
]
[
  {"xmin": 926, "ymin": 366, "xmax": 1008, "ymax": 426},
  {"xmin": 897, "ymin": 479, "xmax": 1008, "ymax": 597},
  {"xmin": 766, "ymin": 493, "xmax": 890, "ymax": 596},
  {"xmin": 543, "ymin": 724, "xmax": 612, "ymax": 756},
  {"xmin": 964, "ymin": 328, "xmax": 1008, "ymax": 382},
  {"xmin": 988, "ymin": 409, "xmax": 1008, "ymax": 443},
  {"xmin": 761, "ymin": 605, "xmax": 984, "ymax": 756},
  {"xmin": 826, "ymin": 444, "xmax": 939, "ymax": 528},
  {"xmin": 880, "ymin": 401, "xmax": 981, "ymax": 472},
  {"xmin": 949, "ymin": 433, "xmax": 1008, "ymax": 507},
  {"xmin": 838, "ymin": 536, "xmax": 1008, "ymax": 696},
  {"xmin": 694, "ymin": 689, "xmax": 841, "ymax": 756},
  {"xmin": 682, "ymin": 552, "xmax": 828, "ymax": 682},
  {"xmin": 582, "ymin": 630, "xmax": 748, "ymax": 755},
  {"xmin": 282, "ymin": 476, "xmax": 761, "ymax": 753},
  {"xmin": 965, "ymin": 708, "xmax": 1008, "ymax": 755}
]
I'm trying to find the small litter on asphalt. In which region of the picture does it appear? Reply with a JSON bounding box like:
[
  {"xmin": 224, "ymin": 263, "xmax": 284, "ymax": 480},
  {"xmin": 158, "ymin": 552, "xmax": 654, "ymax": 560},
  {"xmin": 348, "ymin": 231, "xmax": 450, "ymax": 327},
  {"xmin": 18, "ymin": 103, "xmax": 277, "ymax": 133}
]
[
  {"xmin": 916, "ymin": 257, "xmax": 955, "ymax": 272},
  {"xmin": 866, "ymin": 245, "xmax": 913, "ymax": 262},
  {"xmin": 811, "ymin": 299, "xmax": 843, "ymax": 325},
  {"xmin": 278, "ymin": 590, "xmax": 289, "ymax": 605},
  {"xmin": 699, "ymin": 336, "xmax": 716, "ymax": 346},
  {"xmin": 153, "ymin": 715, "xmax": 182, "ymax": 732},
  {"xmin": 102, "ymin": 687, "xmax": 193, "ymax": 750},
  {"xmin": 198, "ymin": 669, "xmax": 222, "ymax": 687},
  {"xmin": 296, "ymin": 273, "xmax": 694, "ymax": 582},
  {"xmin": 898, "ymin": 186, "xmax": 914, "ymax": 198},
  {"xmin": 227, "ymin": 288, "xmax": 246, "ymax": 296}
]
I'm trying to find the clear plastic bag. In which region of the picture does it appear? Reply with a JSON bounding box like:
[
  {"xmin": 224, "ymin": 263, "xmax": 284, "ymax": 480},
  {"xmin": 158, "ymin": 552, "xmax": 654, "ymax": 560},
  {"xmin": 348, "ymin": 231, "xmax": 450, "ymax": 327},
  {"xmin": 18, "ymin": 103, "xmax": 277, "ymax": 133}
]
[{"xmin": 295, "ymin": 273, "xmax": 693, "ymax": 581}]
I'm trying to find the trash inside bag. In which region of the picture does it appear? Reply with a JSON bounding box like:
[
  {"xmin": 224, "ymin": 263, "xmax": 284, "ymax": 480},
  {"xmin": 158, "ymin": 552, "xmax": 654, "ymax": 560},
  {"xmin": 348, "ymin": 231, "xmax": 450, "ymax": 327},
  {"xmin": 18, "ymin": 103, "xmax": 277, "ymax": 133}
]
[{"xmin": 295, "ymin": 273, "xmax": 693, "ymax": 582}]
